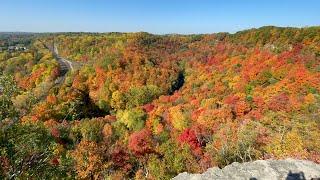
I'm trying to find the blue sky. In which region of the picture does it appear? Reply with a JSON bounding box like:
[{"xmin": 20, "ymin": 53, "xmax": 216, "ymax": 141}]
[{"xmin": 0, "ymin": 0, "xmax": 319, "ymax": 34}]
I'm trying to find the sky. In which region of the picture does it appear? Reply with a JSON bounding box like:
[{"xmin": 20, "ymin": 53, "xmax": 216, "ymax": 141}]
[{"xmin": 0, "ymin": 0, "xmax": 319, "ymax": 34}]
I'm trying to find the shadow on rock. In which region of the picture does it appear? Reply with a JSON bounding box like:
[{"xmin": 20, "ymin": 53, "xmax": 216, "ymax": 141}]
[{"xmin": 286, "ymin": 171, "xmax": 306, "ymax": 180}]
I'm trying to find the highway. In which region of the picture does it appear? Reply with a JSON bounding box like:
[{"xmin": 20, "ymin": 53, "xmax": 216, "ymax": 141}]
[{"xmin": 46, "ymin": 42, "xmax": 81, "ymax": 84}]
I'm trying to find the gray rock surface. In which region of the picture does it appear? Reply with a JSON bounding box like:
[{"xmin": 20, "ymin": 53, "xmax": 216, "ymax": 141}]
[{"xmin": 173, "ymin": 159, "xmax": 320, "ymax": 180}]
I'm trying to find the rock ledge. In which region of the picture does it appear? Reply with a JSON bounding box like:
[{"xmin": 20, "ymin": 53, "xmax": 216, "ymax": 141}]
[{"xmin": 173, "ymin": 159, "xmax": 320, "ymax": 180}]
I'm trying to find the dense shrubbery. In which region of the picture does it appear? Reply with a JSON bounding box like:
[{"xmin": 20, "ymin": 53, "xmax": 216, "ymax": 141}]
[{"xmin": 0, "ymin": 26, "xmax": 320, "ymax": 179}]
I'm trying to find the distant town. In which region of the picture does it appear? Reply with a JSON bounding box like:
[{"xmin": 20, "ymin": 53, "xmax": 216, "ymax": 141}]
[{"xmin": 0, "ymin": 44, "xmax": 28, "ymax": 52}]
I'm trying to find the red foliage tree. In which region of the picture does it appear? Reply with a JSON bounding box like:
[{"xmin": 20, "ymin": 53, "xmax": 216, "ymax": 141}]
[
  {"xmin": 143, "ymin": 103, "xmax": 155, "ymax": 113},
  {"xmin": 111, "ymin": 144, "xmax": 132, "ymax": 171},
  {"xmin": 224, "ymin": 95, "xmax": 240, "ymax": 105},
  {"xmin": 128, "ymin": 129, "xmax": 153, "ymax": 156},
  {"xmin": 268, "ymin": 93, "xmax": 290, "ymax": 111},
  {"xmin": 178, "ymin": 128, "xmax": 202, "ymax": 154}
]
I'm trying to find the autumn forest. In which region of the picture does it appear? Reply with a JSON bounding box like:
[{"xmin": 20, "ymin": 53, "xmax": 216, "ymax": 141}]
[{"xmin": 0, "ymin": 26, "xmax": 320, "ymax": 179}]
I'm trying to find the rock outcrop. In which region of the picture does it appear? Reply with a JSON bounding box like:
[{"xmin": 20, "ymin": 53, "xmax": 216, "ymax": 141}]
[{"xmin": 173, "ymin": 159, "xmax": 320, "ymax": 180}]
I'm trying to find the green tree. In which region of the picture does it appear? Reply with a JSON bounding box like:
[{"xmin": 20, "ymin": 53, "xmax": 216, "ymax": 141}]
[
  {"xmin": 71, "ymin": 118, "xmax": 106, "ymax": 142},
  {"xmin": 117, "ymin": 108, "xmax": 146, "ymax": 131},
  {"xmin": 0, "ymin": 122, "xmax": 66, "ymax": 179},
  {"xmin": 147, "ymin": 140, "xmax": 198, "ymax": 179},
  {"xmin": 126, "ymin": 85, "xmax": 162, "ymax": 109},
  {"xmin": 0, "ymin": 75, "xmax": 19, "ymax": 121}
]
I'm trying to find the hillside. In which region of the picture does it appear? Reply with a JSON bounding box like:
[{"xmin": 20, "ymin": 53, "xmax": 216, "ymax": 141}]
[{"xmin": 0, "ymin": 26, "xmax": 320, "ymax": 179}]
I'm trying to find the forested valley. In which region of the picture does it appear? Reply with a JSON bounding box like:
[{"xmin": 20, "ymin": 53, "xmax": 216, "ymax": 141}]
[{"xmin": 0, "ymin": 26, "xmax": 320, "ymax": 179}]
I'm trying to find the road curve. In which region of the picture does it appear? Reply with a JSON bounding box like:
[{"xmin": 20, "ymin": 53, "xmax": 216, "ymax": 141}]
[
  {"xmin": 44, "ymin": 42, "xmax": 81, "ymax": 84},
  {"xmin": 53, "ymin": 44, "xmax": 80, "ymax": 73}
]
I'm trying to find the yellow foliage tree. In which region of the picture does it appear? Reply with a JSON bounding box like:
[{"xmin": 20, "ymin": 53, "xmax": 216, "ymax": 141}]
[
  {"xmin": 265, "ymin": 130, "xmax": 307, "ymax": 158},
  {"xmin": 169, "ymin": 106, "xmax": 190, "ymax": 131},
  {"xmin": 72, "ymin": 140, "xmax": 105, "ymax": 179}
]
